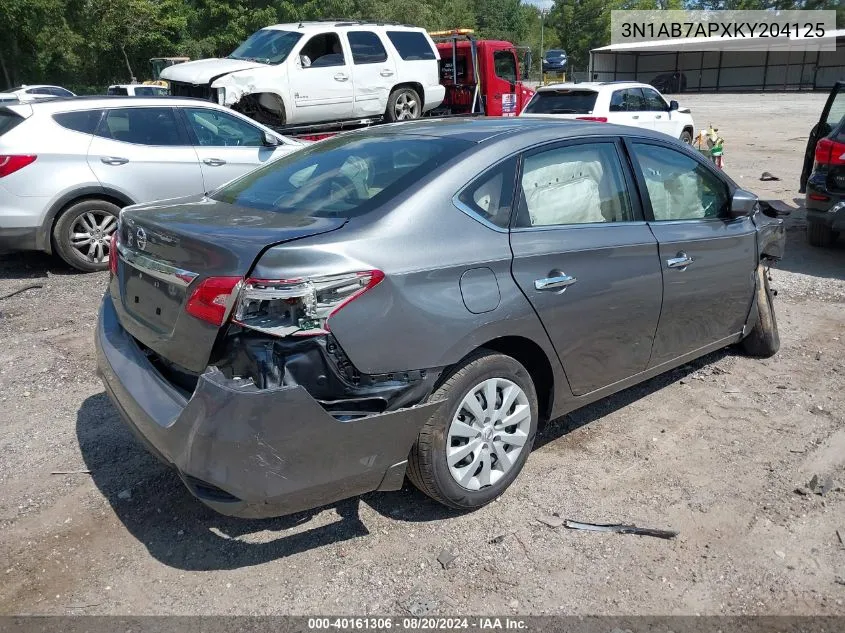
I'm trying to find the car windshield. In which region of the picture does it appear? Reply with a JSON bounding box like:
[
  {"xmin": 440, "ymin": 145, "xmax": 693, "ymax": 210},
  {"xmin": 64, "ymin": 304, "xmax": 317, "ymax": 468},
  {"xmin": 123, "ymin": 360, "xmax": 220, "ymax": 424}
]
[
  {"xmin": 212, "ymin": 134, "xmax": 472, "ymax": 218},
  {"xmin": 523, "ymin": 90, "xmax": 597, "ymax": 114},
  {"xmin": 228, "ymin": 29, "xmax": 303, "ymax": 64},
  {"xmin": 545, "ymin": 50, "xmax": 565, "ymax": 58}
]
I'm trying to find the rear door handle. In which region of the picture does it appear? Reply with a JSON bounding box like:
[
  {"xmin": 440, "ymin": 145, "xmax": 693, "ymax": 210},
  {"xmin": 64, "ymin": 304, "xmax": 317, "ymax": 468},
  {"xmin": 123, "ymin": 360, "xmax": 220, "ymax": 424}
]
[
  {"xmin": 631, "ymin": 115, "xmax": 639, "ymax": 119},
  {"xmin": 334, "ymin": 73, "xmax": 349, "ymax": 82},
  {"xmin": 101, "ymin": 156, "xmax": 129, "ymax": 165},
  {"xmin": 667, "ymin": 252, "xmax": 694, "ymax": 269},
  {"xmin": 535, "ymin": 273, "xmax": 577, "ymax": 291},
  {"xmin": 380, "ymin": 69, "xmax": 394, "ymax": 77},
  {"xmin": 203, "ymin": 158, "xmax": 226, "ymax": 166},
  {"xmin": 655, "ymin": 114, "xmax": 663, "ymax": 119}
]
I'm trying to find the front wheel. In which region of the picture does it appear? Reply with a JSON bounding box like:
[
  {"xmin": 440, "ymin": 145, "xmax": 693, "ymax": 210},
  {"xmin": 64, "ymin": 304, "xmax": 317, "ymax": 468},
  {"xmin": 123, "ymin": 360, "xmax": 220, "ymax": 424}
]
[
  {"xmin": 385, "ymin": 87, "xmax": 421, "ymax": 122},
  {"xmin": 407, "ymin": 350, "xmax": 538, "ymax": 510},
  {"xmin": 680, "ymin": 129, "xmax": 693, "ymax": 144},
  {"xmin": 53, "ymin": 199, "xmax": 120, "ymax": 272},
  {"xmin": 741, "ymin": 265, "xmax": 780, "ymax": 358}
]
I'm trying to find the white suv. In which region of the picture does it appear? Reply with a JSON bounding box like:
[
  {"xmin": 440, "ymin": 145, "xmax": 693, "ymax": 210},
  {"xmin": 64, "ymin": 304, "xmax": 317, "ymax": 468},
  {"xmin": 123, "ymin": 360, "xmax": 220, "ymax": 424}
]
[
  {"xmin": 0, "ymin": 97, "xmax": 301, "ymax": 271},
  {"xmin": 161, "ymin": 21, "xmax": 446, "ymax": 127},
  {"xmin": 521, "ymin": 81, "xmax": 695, "ymax": 143}
]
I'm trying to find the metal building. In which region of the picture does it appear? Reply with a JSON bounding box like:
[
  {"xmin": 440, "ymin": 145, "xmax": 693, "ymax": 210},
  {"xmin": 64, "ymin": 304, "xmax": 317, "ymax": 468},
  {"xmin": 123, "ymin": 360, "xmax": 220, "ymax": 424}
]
[{"xmin": 588, "ymin": 29, "xmax": 845, "ymax": 92}]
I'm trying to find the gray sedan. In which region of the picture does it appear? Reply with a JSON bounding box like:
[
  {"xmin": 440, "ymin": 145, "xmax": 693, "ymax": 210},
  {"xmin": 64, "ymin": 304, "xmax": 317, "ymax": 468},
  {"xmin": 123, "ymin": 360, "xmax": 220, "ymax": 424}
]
[{"xmin": 96, "ymin": 118, "xmax": 785, "ymax": 518}]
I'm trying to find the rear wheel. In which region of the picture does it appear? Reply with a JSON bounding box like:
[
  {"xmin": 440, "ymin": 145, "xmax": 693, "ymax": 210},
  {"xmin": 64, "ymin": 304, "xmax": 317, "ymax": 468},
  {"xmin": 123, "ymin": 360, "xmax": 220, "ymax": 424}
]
[
  {"xmin": 53, "ymin": 199, "xmax": 120, "ymax": 272},
  {"xmin": 741, "ymin": 265, "xmax": 780, "ymax": 358},
  {"xmin": 407, "ymin": 350, "xmax": 538, "ymax": 510},
  {"xmin": 807, "ymin": 221, "xmax": 835, "ymax": 247},
  {"xmin": 385, "ymin": 87, "xmax": 421, "ymax": 122}
]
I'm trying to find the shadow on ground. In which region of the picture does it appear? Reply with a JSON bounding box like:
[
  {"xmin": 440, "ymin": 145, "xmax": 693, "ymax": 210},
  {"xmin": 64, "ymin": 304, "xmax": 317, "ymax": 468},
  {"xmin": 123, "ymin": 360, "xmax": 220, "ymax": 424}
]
[
  {"xmin": 76, "ymin": 349, "xmax": 729, "ymax": 571},
  {"xmin": 772, "ymin": 206, "xmax": 845, "ymax": 281},
  {"xmin": 0, "ymin": 251, "xmax": 87, "ymax": 281}
]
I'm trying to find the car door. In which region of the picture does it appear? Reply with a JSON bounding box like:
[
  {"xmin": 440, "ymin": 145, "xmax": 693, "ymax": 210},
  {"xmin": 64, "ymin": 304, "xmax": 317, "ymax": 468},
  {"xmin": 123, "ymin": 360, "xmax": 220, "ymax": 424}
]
[
  {"xmin": 180, "ymin": 106, "xmax": 296, "ymax": 192},
  {"xmin": 488, "ymin": 48, "xmax": 520, "ymax": 116},
  {"xmin": 641, "ymin": 86, "xmax": 678, "ymax": 138},
  {"xmin": 801, "ymin": 81, "xmax": 845, "ymax": 193},
  {"xmin": 509, "ymin": 139, "xmax": 664, "ymax": 396},
  {"xmin": 87, "ymin": 106, "xmax": 205, "ymax": 203},
  {"xmin": 626, "ymin": 139, "xmax": 757, "ymax": 366},
  {"xmin": 288, "ymin": 32, "xmax": 354, "ymax": 124},
  {"xmin": 606, "ymin": 88, "xmax": 654, "ymax": 131},
  {"xmin": 346, "ymin": 30, "xmax": 397, "ymax": 117}
]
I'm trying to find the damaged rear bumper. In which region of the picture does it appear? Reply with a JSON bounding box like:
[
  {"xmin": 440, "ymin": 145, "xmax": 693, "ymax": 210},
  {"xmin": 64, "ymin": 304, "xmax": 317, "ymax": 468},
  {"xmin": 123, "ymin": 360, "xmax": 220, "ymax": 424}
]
[{"xmin": 95, "ymin": 292, "xmax": 442, "ymax": 518}]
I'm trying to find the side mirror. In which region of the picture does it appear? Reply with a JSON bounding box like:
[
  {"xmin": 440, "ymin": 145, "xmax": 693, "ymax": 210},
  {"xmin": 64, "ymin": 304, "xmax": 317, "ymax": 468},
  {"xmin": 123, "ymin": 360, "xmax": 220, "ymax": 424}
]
[
  {"xmin": 729, "ymin": 189, "xmax": 758, "ymax": 218},
  {"xmin": 669, "ymin": 100, "xmax": 679, "ymax": 111},
  {"xmin": 263, "ymin": 131, "xmax": 280, "ymax": 147}
]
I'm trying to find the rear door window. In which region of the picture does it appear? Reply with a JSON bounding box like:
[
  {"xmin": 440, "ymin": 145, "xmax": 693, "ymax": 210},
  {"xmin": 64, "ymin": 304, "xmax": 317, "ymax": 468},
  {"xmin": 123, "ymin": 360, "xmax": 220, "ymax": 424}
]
[
  {"xmin": 0, "ymin": 111, "xmax": 24, "ymax": 136},
  {"xmin": 348, "ymin": 31, "xmax": 388, "ymax": 64},
  {"xmin": 523, "ymin": 90, "xmax": 598, "ymax": 115},
  {"xmin": 95, "ymin": 107, "xmax": 184, "ymax": 146},
  {"xmin": 53, "ymin": 110, "xmax": 102, "ymax": 134},
  {"xmin": 386, "ymin": 31, "xmax": 436, "ymax": 61}
]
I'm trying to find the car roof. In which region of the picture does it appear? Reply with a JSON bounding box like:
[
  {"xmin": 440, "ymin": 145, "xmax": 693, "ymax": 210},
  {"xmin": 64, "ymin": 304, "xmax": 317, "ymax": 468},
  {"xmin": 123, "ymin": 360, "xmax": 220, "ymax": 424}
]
[
  {"xmin": 358, "ymin": 116, "xmax": 672, "ymax": 144},
  {"xmin": 535, "ymin": 81, "xmax": 651, "ymax": 93},
  {"xmin": 263, "ymin": 21, "xmax": 427, "ymax": 33},
  {"xmin": 4, "ymin": 95, "xmax": 228, "ymax": 112}
]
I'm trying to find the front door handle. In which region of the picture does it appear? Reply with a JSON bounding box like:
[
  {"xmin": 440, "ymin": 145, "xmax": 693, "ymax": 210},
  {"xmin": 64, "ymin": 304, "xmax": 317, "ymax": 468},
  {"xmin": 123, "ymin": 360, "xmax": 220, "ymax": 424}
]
[
  {"xmin": 101, "ymin": 156, "xmax": 129, "ymax": 165},
  {"xmin": 203, "ymin": 158, "xmax": 226, "ymax": 166},
  {"xmin": 334, "ymin": 73, "xmax": 349, "ymax": 82},
  {"xmin": 667, "ymin": 252, "xmax": 695, "ymax": 270},
  {"xmin": 380, "ymin": 69, "xmax": 394, "ymax": 77},
  {"xmin": 655, "ymin": 114, "xmax": 663, "ymax": 119},
  {"xmin": 631, "ymin": 115, "xmax": 639, "ymax": 119},
  {"xmin": 535, "ymin": 272, "xmax": 577, "ymax": 291}
]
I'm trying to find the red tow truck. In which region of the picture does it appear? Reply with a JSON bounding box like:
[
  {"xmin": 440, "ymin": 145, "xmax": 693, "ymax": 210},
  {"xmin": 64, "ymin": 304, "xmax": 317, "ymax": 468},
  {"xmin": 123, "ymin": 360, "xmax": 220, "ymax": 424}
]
[{"xmin": 278, "ymin": 29, "xmax": 534, "ymax": 140}]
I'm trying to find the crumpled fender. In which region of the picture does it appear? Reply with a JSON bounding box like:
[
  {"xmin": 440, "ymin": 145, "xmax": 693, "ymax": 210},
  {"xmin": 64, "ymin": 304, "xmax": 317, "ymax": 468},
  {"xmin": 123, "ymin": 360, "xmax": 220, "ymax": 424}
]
[
  {"xmin": 210, "ymin": 68, "xmax": 289, "ymax": 109},
  {"xmin": 753, "ymin": 212, "xmax": 786, "ymax": 261}
]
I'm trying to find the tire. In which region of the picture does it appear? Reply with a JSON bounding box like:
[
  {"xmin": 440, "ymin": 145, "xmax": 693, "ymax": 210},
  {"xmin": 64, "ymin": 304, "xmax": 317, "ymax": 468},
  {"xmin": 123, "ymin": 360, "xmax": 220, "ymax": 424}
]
[
  {"xmin": 53, "ymin": 199, "xmax": 120, "ymax": 272},
  {"xmin": 741, "ymin": 265, "xmax": 780, "ymax": 358},
  {"xmin": 807, "ymin": 221, "xmax": 834, "ymax": 247},
  {"xmin": 385, "ymin": 87, "xmax": 422, "ymax": 122},
  {"xmin": 407, "ymin": 350, "xmax": 539, "ymax": 510},
  {"xmin": 680, "ymin": 129, "xmax": 693, "ymax": 144}
]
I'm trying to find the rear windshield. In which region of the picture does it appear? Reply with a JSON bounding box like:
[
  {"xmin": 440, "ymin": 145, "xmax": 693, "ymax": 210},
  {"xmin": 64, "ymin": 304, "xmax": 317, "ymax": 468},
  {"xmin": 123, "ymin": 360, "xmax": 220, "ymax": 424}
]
[
  {"xmin": 212, "ymin": 134, "xmax": 471, "ymax": 217},
  {"xmin": 108, "ymin": 86, "xmax": 129, "ymax": 96},
  {"xmin": 523, "ymin": 90, "xmax": 598, "ymax": 115},
  {"xmin": 386, "ymin": 31, "xmax": 436, "ymax": 60},
  {"xmin": 0, "ymin": 110, "xmax": 23, "ymax": 136}
]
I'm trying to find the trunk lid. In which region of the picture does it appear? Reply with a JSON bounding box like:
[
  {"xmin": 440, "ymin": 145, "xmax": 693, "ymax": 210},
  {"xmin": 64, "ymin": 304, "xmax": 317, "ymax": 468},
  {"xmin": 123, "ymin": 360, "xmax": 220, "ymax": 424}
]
[{"xmin": 112, "ymin": 196, "xmax": 346, "ymax": 373}]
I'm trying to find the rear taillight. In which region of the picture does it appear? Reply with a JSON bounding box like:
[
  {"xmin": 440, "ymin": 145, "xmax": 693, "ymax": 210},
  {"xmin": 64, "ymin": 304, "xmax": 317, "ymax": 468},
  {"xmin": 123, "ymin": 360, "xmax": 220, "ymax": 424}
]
[
  {"xmin": 233, "ymin": 270, "xmax": 384, "ymax": 337},
  {"xmin": 185, "ymin": 277, "xmax": 242, "ymax": 326},
  {"xmin": 814, "ymin": 137, "xmax": 845, "ymax": 166},
  {"xmin": 0, "ymin": 155, "xmax": 36, "ymax": 178},
  {"xmin": 575, "ymin": 116, "xmax": 608, "ymax": 123},
  {"xmin": 109, "ymin": 232, "xmax": 118, "ymax": 276}
]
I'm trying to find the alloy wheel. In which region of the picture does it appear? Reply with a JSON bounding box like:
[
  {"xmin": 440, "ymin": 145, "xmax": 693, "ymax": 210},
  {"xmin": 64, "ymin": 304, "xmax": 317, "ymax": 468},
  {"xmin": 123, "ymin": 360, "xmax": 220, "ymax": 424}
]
[
  {"xmin": 394, "ymin": 92, "xmax": 420, "ymax": 120},
  {"xmin": 70, "ymin": 211, "xmax": 116, "ymax": 263},
  {"xmin": 446, "ymin": 377, "xmax": 532, "ymax": 490}
]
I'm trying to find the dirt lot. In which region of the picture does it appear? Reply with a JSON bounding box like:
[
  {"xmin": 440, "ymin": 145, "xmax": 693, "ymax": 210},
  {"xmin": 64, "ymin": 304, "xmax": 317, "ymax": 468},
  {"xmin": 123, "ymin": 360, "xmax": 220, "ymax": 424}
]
[{"xmin": 1, "ymin": 92, "xmax": 844, "ymax": 616}]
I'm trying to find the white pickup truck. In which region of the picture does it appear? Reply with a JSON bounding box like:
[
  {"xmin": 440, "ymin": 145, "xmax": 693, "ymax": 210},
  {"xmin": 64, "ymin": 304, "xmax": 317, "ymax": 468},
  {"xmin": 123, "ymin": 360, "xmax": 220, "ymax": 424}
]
[{"xmin": 162, "ymin": 21, "xmax": 446, "ymax": 128}]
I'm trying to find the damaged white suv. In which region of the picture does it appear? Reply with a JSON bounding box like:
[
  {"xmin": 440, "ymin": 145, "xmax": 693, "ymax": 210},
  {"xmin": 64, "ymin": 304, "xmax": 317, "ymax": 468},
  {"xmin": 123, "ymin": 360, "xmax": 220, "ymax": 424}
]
[{"xmin": 162, "ymin": 21, "xmax": 446, "ymax": 128}]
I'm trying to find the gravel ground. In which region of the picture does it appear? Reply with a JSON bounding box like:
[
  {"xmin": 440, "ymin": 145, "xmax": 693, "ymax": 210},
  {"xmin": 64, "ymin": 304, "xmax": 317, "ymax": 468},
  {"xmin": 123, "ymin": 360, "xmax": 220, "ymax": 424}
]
[{"xmin": 1, "ymin": 92, "xmax": 844, "ymax": 616}]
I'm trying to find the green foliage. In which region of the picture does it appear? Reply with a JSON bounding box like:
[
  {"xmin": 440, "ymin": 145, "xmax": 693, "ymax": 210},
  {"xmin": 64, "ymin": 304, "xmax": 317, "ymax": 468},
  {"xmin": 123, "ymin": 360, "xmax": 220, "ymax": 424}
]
[{"xmin": 0, "ymin": 0, "xmax": 841, "ymax": 91}]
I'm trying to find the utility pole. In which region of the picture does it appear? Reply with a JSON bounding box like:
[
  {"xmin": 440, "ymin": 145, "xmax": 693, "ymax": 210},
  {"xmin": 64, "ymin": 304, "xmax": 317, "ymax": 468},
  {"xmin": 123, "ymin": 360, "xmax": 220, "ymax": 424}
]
[{"xmin": 539, "ymin": 8, "xmax": 546, "ymax": 80}]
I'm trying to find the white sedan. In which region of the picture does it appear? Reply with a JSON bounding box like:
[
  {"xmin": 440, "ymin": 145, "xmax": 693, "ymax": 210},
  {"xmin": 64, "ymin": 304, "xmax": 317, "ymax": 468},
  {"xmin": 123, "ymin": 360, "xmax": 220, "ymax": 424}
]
[{"xmin": 521, "ymin": 81, "xmax": 695, "ymax": 144}]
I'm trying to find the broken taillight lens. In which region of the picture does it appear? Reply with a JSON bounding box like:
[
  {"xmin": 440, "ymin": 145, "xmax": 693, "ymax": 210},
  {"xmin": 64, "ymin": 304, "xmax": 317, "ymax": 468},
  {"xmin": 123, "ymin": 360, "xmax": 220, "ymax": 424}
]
[
  {"xmin": 185, "ymin": 276, "xmax": 242, "ymax": 326},
  {"xmin": 233, "ymin": 270, "xmax": 384, "ymax": 337}
]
